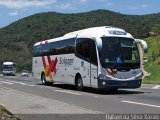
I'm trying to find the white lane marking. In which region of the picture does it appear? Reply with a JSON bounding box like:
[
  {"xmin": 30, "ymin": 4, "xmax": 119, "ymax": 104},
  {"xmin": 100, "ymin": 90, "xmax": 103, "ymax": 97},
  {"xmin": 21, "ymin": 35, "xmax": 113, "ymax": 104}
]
[
  {"xmin": 6, "ymin": 80, "xmax": 35, "ymax": 86},
  {"xmin": 54, "ymin": 90, "xmax": 81, "ymax": 95},
  {"xmin": 122, "ymin": 100, "xmax": 160, "ymax": 108},
  {"xmin": 0, "ymin": 81, "xmax": 14, "ymax": 84},
  {"xmin": 0, "ymin": 80, "xmax": 34, "ymax": 87},
  {"xmin": 152, "ymin": 85, "xmax": 160, "ymax": 89}
]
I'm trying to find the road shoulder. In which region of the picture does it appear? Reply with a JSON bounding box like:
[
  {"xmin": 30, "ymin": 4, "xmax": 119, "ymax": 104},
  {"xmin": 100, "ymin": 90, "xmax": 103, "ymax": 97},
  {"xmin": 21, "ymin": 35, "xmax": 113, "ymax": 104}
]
[{"xmin": 0, "ymin": 85, "xmax": 100, "ymax": 114}]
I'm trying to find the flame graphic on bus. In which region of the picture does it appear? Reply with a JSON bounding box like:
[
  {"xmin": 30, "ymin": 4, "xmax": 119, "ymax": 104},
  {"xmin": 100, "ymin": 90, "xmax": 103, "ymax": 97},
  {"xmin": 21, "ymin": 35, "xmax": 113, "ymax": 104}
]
[
  {"xmin": 105, "ymin": 68, "xmax": 117, "ymax": 77},
  {"xmin": 42, "ymin": 56, "xmax": 58, "ymax": 81}
]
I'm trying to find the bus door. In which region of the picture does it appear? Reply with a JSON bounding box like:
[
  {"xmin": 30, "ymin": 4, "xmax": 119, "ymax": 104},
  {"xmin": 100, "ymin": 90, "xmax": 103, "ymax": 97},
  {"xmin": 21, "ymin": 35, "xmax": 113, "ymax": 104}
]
[
  {"xmin": 90, "ymin": 40, "xmax": 98, "ymax": 88},
  {"xmin": 76, "ymin": 38, "xmax": 98, "ymax": 87},
  {"xmin": 75, "ymin": 38, "xmax": 92, "ymax": 86}
]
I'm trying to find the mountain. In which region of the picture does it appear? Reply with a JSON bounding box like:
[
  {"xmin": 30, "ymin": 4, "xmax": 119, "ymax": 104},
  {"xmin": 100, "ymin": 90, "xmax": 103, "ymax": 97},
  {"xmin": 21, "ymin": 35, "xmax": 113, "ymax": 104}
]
[{"xmin": 0, "ymin": 9, "xmax": 160, "ymax": 71}]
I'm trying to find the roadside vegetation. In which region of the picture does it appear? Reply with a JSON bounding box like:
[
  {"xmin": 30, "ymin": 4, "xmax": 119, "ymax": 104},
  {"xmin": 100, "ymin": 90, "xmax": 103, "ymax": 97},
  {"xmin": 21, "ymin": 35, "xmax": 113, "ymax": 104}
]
[
  {"xmin": 0, "ymin": 105, "xmax": 19, "ymax": 120},
  {"xmin": 0, "ymin": 10, "xmax": 160, "ymax": 84},
  {"xmin": 0, "ymin": 10, "xmax": 160, "ymax": 71},
  {"xmin": 143, "ymin": 24, "xmax": 160, "ymax": 84}
]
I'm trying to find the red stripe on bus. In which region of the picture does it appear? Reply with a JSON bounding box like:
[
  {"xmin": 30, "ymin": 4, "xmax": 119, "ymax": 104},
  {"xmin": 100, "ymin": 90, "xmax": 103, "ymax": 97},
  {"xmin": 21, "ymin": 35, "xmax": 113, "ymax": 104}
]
[
  {"xmin": 53, "ymin": 57, "xmax": 58, "ymax": 74},
  {"xmin": 105, "ymin": 68, "xmax": 117, "ymax": 77},
  {"xmin": 47, "ymin": 56, "xmax": 51, "ymax": 64},
  {"xmin": 46, "ymin": 57, "xmax": 58, "ymax": 76},
  {"xmin": 46, "ymin": 61, "xmax": 54, "ymax": 76},
  {"xmin": 45, "ymin": 41, "xmax": 48, "ymax": 44},
  {"xmin": 53, "ymin": 68, "xmax": 57, "ymax": 74},
  {"xmin": 46, "ymin": 63, "xmax": 52, "ymax": 76},
  {"xmin": 51, "ymin": 57, "xmax": 58, "ymax": 73}
]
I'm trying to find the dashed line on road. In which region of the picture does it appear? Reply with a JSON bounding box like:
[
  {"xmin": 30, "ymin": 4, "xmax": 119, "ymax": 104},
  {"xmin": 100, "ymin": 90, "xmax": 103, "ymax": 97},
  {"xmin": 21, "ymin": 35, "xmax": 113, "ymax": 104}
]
[
  {"xmin": 0, "ymin": 81, "xmax": 14, "ymax": 85},
  {"xmin": 54, "ymin": 90, "xmax": 81, "ymax": 95},
  {"xmin": 122, "ymin": 100, "xmax": 160, "ymax": 108},
  {"xmin": 152, "ymin": 85, "xmax": 160, "ymax": 89},
  {"xmin": 6, "ymin": 80, "xmax": 35, "ymax": 87},
  {"xmin": 0, "ymin": 80, "xmax": 35, "ymax": 86}
]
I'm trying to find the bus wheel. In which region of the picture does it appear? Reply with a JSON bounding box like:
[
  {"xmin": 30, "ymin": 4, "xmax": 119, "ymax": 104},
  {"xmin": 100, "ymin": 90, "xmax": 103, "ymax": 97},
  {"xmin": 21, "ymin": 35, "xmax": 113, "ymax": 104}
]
[
  {"xmin": 109, "ymin": 88, "xmax": 118, "ymax": 93},
  {"xmin": 76, "ymin": 77, "xmax": 83, "ymax": 91},
  {"xmin": 41, "ymin": 73, "xmax": 46, "ymax": 85}
]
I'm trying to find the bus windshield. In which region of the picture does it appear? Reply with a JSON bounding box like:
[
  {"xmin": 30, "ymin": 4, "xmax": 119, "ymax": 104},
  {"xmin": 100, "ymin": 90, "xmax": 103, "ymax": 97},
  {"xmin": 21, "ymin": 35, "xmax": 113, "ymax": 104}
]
[
  {"xmin": 3, "ymin": 65, "xmax": 13, "ymax": 71},
  {"xmin": 100, "ymin": 37, "xmax": 140, "ymax": 70}
]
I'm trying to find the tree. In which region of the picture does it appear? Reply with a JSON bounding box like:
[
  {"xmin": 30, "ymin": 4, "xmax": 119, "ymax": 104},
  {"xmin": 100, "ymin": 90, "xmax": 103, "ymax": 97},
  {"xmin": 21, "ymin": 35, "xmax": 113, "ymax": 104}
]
[
  {"xmin": 151, "ymin": 24, "xmax": 160, "ymax": 55},
  {"xmin": 152, "ymin": 24, "xmax": 160, "ymax": 35}
]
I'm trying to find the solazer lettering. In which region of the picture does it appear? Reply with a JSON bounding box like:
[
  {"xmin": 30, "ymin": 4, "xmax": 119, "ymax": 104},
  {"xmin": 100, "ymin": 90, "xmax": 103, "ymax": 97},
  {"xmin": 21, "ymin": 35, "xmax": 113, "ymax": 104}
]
[{"xmin": 59, "ymin": 57, "xmax": 74, "ymax": 65}]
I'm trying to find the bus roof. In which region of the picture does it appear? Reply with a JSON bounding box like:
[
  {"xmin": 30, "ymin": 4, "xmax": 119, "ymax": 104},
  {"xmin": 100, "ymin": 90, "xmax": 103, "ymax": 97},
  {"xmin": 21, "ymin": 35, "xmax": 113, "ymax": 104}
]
[
  {"xmin": 3, "ymin": 62, "xmax": 15, "ymax": 65},
  {"xmin": 34, "ymin": 26, "xmax": 133, "ymax": 46}
]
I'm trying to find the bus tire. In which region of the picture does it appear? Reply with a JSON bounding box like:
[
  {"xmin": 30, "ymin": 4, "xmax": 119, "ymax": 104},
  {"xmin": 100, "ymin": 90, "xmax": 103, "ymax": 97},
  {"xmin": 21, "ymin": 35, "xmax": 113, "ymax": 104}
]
[
  {"xmin": 46, "ymin": 82, "xmax": 53, "ymax": 86},
  {"xmin": 41, "ymin": 73, "xmax": 53, "ymax": 86},
  {"xmin": 109, "ymin": 88, "xmax": 118, "ymax": 93},
  {"xmin": 75, "ymin": 76, "xmax": 84, "ymax": 91},
  {"xmin": 41, "ymin": 73, "xmax": 47, "ymax": 85}
]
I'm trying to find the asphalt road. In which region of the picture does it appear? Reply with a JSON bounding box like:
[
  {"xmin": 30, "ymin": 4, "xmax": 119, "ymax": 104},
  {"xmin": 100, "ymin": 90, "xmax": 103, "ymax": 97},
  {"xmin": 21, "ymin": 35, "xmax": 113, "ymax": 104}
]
[{"xmin": 0, "ymin": 74, "xmax": 160, "ymax": 120}]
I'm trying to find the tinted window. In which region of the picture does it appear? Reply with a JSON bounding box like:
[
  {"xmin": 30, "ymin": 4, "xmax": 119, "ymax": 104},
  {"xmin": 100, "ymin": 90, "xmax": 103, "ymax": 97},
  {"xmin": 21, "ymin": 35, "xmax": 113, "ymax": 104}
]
[
  {"xmin": 76, "ymin": 38, "xmax": 97, "ymax": 65},
  {"xmin": 33, "ymin": 38, "xmax": 75, "ymax": 57},
  {"xmin": 90, "ymin": 40, "xmax": 98, "ymax": 65},
  {"xmin": 76, "ymin": 38, "xmax": 91, "ymax": 61}
]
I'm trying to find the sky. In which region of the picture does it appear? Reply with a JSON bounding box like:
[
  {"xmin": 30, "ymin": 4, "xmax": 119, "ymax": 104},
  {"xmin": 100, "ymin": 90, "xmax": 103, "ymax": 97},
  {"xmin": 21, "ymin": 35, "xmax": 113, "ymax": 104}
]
[{"xmin": 0, "ymin": 0, "xmax": 160, "ymax": 28}]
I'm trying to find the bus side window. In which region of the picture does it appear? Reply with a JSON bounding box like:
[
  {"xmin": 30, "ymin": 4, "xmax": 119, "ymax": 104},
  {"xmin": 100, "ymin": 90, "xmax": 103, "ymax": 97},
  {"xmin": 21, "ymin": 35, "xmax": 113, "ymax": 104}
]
[
  {"xmin": 76, "ymin": 38, "xmax": 98, "ymax": 65},
  {"xmin": 76, "ymin": 38, "xmax": 91, "ymax": 61},
  {"xmin": 90, "ymin": 40, "xmax": 98, "ymax": 66}
]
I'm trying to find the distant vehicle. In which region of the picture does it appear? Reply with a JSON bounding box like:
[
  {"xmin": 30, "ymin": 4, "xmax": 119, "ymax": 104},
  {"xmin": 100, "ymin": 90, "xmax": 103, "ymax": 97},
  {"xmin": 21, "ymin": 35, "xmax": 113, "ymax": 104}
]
[
  {"xmin": 32, "ymin": 26, "xmax": 148, "ymax": 91},
  {"xmin": 21, "ymin": 70, "xmax": 29, "ymax": 77},
  {"xmin": 2, "ymin": 62, "xmax": 16, "ymax": 76}
]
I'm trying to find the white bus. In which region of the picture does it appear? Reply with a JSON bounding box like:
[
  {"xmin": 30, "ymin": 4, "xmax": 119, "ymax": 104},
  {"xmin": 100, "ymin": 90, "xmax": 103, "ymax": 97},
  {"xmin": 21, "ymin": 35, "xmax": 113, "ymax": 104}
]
[
  {"xmin": 32, "ymin": 26, "xmax": 148, "ymax": 91},
  {"xmin": 2, "ymin": 62, "xmax": 16, "ymax": 76}
]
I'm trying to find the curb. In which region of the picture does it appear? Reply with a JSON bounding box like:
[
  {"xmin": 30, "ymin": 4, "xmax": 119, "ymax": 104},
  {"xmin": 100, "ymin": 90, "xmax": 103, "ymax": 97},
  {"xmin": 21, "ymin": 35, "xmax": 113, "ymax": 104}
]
[{"xmin": 142, "ymin": 84, "xmax": 160, "ymax": 89}]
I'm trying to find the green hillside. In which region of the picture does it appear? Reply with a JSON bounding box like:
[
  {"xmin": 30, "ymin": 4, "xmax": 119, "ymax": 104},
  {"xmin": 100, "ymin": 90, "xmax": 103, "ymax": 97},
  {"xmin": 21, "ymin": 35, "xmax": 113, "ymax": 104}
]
[
  {"xmin": 0, "ymin": 9, "xmax": 160, "ymax": 71},
  {"xmin": 143, "ymin": 36, "xmax": 160, "ymax": 84}
]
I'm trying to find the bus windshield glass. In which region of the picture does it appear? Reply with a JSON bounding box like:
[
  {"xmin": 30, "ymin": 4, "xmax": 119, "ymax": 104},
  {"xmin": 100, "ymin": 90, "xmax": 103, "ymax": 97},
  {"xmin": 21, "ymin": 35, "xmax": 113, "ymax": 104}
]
[
  {"xmin": 3, "ymin": 65, "xmax": 13, "ymax": 71},
  {"xmin": 100, "ymin": 37, "xmax": 140, "ymax": 69}
]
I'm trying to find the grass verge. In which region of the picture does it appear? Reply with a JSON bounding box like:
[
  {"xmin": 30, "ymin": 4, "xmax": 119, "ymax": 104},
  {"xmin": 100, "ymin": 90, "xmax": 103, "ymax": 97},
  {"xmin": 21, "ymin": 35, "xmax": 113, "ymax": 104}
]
[
  {"xmin": 143, "ymin": 36, "xmax": 160, "ymax": 84},
  {"xmin": 143, "ymin": 62, "xmax": 160, "ymax": 84},
  {"xmin": 0, "ymin": 105, "xmax": 19, "ymax": 120}
]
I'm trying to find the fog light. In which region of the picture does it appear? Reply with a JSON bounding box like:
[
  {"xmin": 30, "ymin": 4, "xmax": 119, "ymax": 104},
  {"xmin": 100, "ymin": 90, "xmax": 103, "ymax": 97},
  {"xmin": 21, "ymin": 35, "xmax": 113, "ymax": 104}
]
[{"xmin": 102, "ymin": 81, "xmax": 106, "ymax": 85}]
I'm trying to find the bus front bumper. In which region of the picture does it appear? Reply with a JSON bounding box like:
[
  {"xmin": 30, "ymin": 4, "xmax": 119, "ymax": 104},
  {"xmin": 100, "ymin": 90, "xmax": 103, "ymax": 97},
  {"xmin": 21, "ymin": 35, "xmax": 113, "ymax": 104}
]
[
  {"xmin": 98, "ymin": 79, "xmax": 142, "ymax": 89},
  {"xmin": 3, "ymin": 71, "xmax": 14, "ymax": 76}
]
